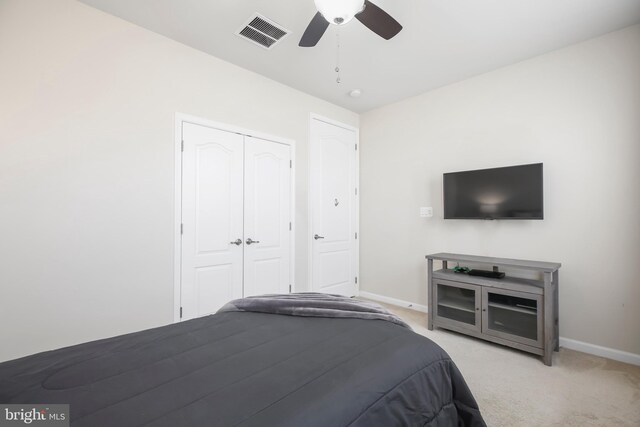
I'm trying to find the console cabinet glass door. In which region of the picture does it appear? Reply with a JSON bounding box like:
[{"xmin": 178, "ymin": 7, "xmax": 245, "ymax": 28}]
[
  {"xmin": 433, "ymin": 280, "xmax": 481, "ymax": 332},
  {"xmin": 482, "ymin": 288, "xmax": 543, "ymax": 348}
]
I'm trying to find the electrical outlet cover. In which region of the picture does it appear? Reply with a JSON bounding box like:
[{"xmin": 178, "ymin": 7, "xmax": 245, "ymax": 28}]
[{"xmin": 420, "ymin": 207, "xmax": 433, "ymax": 218}]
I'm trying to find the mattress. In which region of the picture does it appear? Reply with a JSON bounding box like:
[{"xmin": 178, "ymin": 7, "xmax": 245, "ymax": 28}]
[{"xmin": 0, "ymin": 310, "xmax": 485, "ymax": 426}]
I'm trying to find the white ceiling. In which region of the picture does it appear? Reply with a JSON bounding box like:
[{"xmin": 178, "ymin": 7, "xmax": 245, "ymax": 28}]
[{"xmin": 79, "ymin": 0, "xmax": 640, "ymax": 113}]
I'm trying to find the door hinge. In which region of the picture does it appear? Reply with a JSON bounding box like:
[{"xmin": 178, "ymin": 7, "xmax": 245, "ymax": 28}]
[
  {"xmin": 355, "ymin": 232, "xmax": 358, "ymax": 239},
  {"xmin": 180, "ymin": 223, "xmax": 183, "ymax": 234},
  {"xmin": 289, "ymin": 284, "xmax": 292, "ymax": 293},
  {"xmin": 181, "ymin": 140, "xmax": 184, "ymax": 152},
  {"xmin": 355, "ymin": 277, "xmax": 358, "ymax": 284},
  {"xmin": 355, "ymin": 188, "xmax": 358, "ymax": 196},
  {"xmin": 355, "ymin": 144, "xmax": 358, "ymax": 151},
  {"xmin": 290, "ymin": 160, "xmax": 292, "ymax": 169},
  {"xmin": 289, "ymin": 222, "xmax": 292, "ymax": 231},
  {"xmin": 180, "ymin": 307, "xmax": 183, "ymax": 318}
]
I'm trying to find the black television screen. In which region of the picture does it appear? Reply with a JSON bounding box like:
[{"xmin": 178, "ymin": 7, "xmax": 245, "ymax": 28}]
[{"xmin": 443, "ymin": 163, "xmax": 543, "ymax": 219}]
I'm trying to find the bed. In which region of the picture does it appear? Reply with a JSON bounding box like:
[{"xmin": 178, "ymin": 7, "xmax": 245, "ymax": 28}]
[{"xmin": 0, "ymin": 294, "xmax": 485, "ymax": 426}]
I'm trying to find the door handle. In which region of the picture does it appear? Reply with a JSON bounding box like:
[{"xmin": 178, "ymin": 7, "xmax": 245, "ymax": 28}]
[
  {"xmin": 246, "ymin": 238, "xmax": 260, "ymax": 245},
  {"xmin": 314, "ymin": 234, "xmax": 325, "ymax": 240},
  {"xmin": 230, "ymin": 239, "xmax": 242, "ymax": 246}
]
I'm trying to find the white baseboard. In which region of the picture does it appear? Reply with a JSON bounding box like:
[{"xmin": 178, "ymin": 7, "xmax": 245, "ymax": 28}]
[
  {"xmin": 358, "ymin": 291, "xmax": 428, "ymax": 313},
  {"xmin": 358, "ymin": 291, "xmax": 640, "ymax": 366},
  {"xmin": 560, "ymin": 337, "xmax": 640, "ymax": 366}
]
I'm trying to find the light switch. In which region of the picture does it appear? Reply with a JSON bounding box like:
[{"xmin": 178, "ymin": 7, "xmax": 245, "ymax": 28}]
[{"xmin": 420, "ymin": 207, "xmax": 433, "ymax": 218}]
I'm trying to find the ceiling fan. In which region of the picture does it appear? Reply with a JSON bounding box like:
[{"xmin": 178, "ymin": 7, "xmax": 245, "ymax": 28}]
[{"xmin": 299, "ymin": 0, "xmax": 402, "ymax": 47}]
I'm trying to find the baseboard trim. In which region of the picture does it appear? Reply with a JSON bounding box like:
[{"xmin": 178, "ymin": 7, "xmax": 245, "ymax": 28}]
[
  {"xmin": 358, "ymin": 291, "xmax": 428, "ymax": 313},
  {"xmin": 559, "ymin": 337, "xmax": 640, "ymax": 366},
  {"xmin": 358, "ymin": 291, "xmax": 640, "ymax": 366}
]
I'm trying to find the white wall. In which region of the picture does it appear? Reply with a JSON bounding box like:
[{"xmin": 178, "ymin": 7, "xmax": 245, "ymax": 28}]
[
  {"xmin": 360, "ymin": 25, "xmax": 640, "ymax": 355},
  {"xmin": 0, "ymin": 0, "xmax": 358, "ymax": 362}
]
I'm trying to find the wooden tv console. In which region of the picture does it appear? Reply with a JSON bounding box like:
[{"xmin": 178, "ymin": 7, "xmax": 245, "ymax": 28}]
[{"xmin": 426, "ymin": 253, "xmax": 561, "ymax": 366}]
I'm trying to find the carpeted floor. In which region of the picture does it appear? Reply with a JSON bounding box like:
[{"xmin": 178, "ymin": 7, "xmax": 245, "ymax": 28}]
[{"xmin": 378, "ymin": 302, "xmax": 640, "ymax": 427}]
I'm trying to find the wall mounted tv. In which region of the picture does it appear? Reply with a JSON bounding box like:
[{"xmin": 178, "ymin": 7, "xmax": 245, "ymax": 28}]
[{"xmin": 443, "ymin": 163, "xmax": 543, "ymax": 220}]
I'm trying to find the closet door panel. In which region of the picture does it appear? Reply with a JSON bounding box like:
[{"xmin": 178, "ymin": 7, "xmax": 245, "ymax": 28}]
[
  {"xmin": 181, "ymin": 123, "xmax": 244, "ymax": 319},
  {"xmin": 243, "ymin": 137, "xmax": 291, "ymax": 297}
]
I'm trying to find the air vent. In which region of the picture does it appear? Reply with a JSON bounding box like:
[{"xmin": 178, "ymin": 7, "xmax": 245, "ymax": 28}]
[{"xmin": 236, "ymin": 14, "xmax": 290, "ymax": 49}]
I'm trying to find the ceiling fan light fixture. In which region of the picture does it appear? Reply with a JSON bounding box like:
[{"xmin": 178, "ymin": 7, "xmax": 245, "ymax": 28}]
[{"xmin": 314, "ymin": 0, "xmax": 365, "ymax": 25}]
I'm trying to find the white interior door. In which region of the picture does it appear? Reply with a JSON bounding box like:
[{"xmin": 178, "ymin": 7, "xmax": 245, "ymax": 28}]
[
  {"xmin": 181, "ymin": 123, "xmax": 244, "ymax": 320},
  {"xmin": 243, "ymin": 137, "xmax": 291, "ymax": 297},
  {"xmin": 310, "ymin": 118, "xmax": 358, "ymax": 297}
]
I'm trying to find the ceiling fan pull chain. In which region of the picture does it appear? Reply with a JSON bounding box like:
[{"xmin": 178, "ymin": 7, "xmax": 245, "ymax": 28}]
[{"xmin": 335, "ymin": 30, "xmax": 341, "ymax": 84}]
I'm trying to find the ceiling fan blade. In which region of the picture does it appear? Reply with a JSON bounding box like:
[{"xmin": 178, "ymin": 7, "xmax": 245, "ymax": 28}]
[
  {"xmin": 299, "ymin": 12, "xmax": 330, "ymax": 47},
  {"xmin": 355, "ymin": 0, "xmax": 402, "ymax": 40}
]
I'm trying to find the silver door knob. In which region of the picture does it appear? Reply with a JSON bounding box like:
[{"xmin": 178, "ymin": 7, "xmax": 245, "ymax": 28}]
[
  {"xmin": 314, "ymin": 234, "xmax": 325, "ymax": 240},
  {"xmin": 246, "ymin": 238, "xmax": 260, "ymax": 245},
  {"xmin": 230, "ymin": 239, "xmax": 242, "ymax": 245}
]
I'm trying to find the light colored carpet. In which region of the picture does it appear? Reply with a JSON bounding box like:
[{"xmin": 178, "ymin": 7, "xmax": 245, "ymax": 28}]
[{"xmin": 378, "ymin": 302, "xmax": 640, "ymax": 426}]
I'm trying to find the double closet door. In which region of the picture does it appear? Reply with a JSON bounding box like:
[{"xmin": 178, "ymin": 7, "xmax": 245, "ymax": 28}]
[{"xmin": 180, "ymin": 123, "xmax": 291, "ymax": 320}]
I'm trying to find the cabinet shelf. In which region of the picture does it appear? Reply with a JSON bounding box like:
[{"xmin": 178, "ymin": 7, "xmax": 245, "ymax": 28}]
[
  {"xmin": 433, "ymin": 269, "xmax": 543, "ymax": 295},
  {"xmin": 488, "ymin": 302, "xmax": 536, "ymax": 315},
  {"xmin": 438, "ymin": 299, "xmax": 476, "ymax": 313}
]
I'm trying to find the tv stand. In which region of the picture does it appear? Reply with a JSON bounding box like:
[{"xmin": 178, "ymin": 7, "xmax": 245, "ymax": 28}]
[{"xmin": 426, "ymin": 253, "xmax": 561, "ymax": 366}]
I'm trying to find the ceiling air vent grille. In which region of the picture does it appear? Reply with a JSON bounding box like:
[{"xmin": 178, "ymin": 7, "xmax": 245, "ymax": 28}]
[{"xmin": 236, "ymin": 14, "xmax": 290, "ymax": 49}]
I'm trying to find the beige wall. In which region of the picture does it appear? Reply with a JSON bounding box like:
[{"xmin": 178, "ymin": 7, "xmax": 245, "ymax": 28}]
[
  {"xmin": 360, "ymin": 25, "xmax": 640, "ymax": 355},
  {"xmin": 0, "ymin": 0, "xmax": 358, "ymax": 361}
]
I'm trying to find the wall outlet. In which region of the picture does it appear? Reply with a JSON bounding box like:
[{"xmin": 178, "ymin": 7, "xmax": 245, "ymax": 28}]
[{"xmin": 420, "ymin": 207, "xmax": 433, "ymax": 218}]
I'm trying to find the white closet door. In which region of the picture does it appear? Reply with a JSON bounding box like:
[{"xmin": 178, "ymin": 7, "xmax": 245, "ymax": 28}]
[
  {"xmin": 310, "ymin": 119, "xmax": 357, "ymax": 297},
  {"xmin": 243, "ymin": 137, "xmax": 291, "ymax": 297},
  {"xmin": 181, "ymin": 123, "xmax": 244, "ymax": 320}
]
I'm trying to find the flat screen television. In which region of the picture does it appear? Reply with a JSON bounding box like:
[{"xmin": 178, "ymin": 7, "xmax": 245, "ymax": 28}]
[{"xmin": 443, "ymin": 163, "xmax": 543, "ymax": 220}]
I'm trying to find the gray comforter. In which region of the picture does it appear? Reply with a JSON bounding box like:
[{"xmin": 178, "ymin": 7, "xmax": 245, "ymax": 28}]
[{"xmin": 0, "ymin": 294, "xmax": 485, "ymax": 426}]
